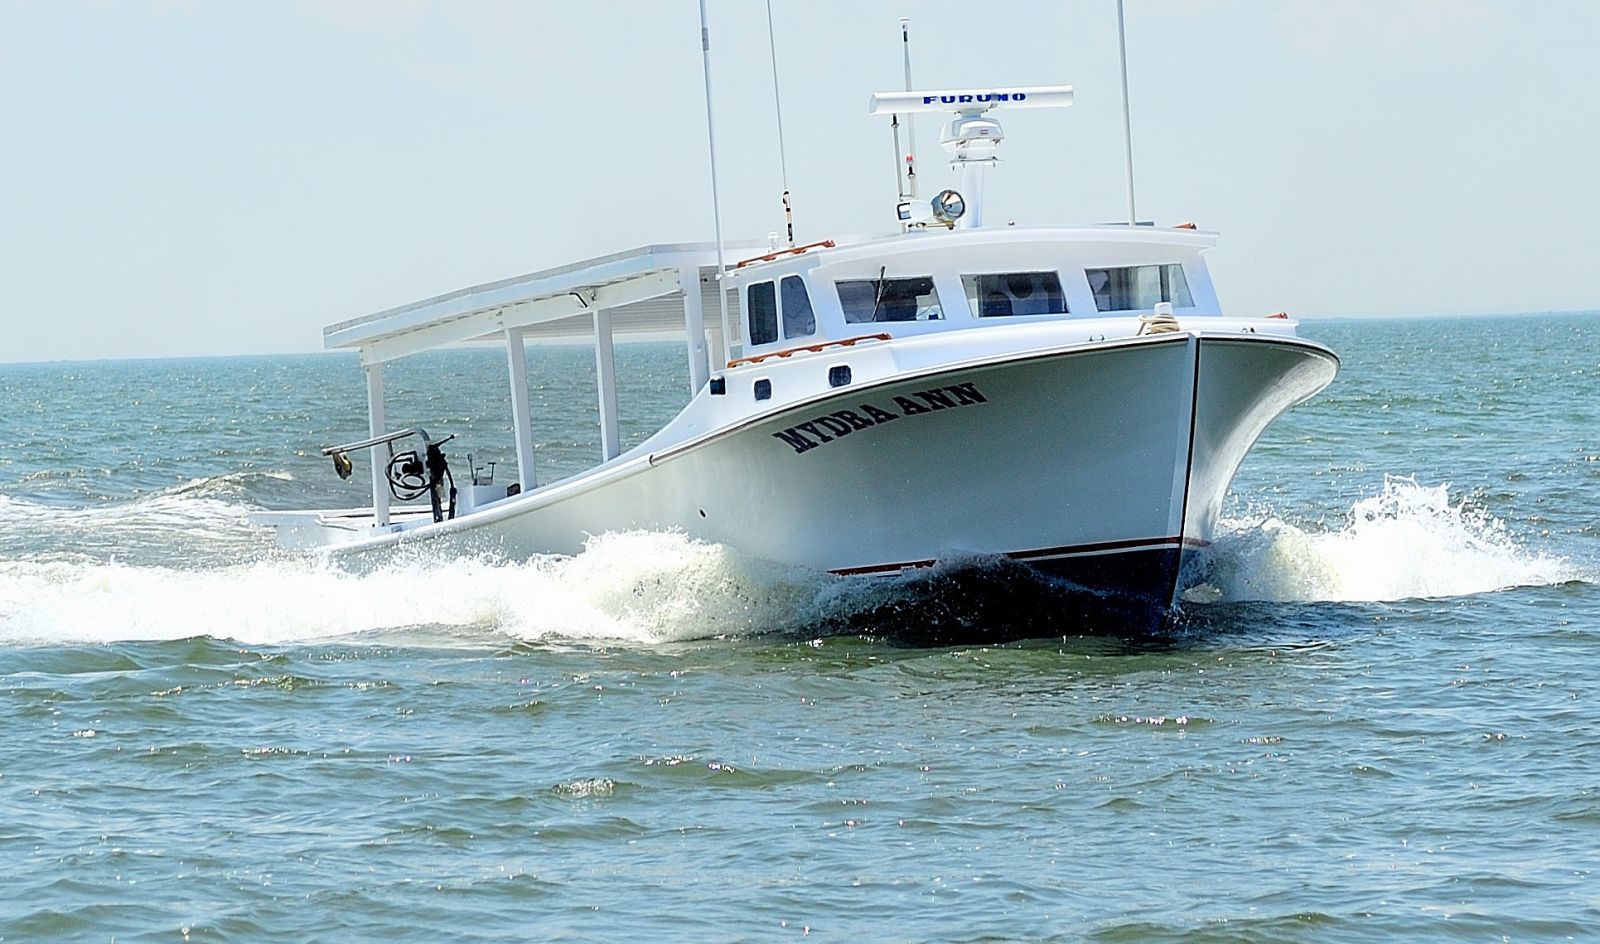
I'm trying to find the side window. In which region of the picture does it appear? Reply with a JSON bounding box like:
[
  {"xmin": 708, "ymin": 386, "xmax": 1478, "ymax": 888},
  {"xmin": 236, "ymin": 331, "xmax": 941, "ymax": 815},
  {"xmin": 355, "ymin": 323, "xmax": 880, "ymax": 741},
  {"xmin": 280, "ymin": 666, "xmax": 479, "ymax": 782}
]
[
  {"xmin": 747, "ymin": 281, "xmax": 778, "ymax": 345},
  {"xmin": 961, "ymin": 271, "xmax": 1068, "ymax": 317},
  {"xmin": 1085, "ymin": 264, "xmax": 1193, "ymax": 312},
  {"xmin": 780, "ymin": 275, "xmax": 815, "ymax": 339},
  {"xmin": 836, "ymin": 276, "xmax": 944, "ymax": 324}
]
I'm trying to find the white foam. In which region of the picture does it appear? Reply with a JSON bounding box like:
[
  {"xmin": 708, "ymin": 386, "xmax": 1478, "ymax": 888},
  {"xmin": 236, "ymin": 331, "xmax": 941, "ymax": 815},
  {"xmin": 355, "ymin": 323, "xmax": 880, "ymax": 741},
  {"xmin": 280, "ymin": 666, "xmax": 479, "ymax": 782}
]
[
  {"xmin": 0, "ymin": 492, "xmax": 267, "ymax": 561},
  {"xmin": 2, "ymin": 476, "xmax": 1583, "ymax": 646},
  {"xmin": 1189, "ymin": 476, "xmax": 1584, "ymax": 603},
  {"xmin": 162, "ymin": 470, "xmax": 295, "ymax": 498},
  {"xmin": 0, "ymin": 530, "xmax": 843, "ymax": 648},
  {"xmin": 0, "ymin": 491, "xmax": 257, "ymax": 533}
]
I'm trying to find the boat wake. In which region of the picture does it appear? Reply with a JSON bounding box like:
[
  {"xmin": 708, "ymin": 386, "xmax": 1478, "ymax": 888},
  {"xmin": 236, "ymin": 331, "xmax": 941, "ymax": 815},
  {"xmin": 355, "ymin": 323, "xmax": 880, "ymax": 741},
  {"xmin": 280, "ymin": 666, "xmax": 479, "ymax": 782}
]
[
  {"xmin": 1184, "ymin": 475, "xmax": 1586, "ymax": 604},
  {"xmin": 0, "ymin": 477, "xmax": 1587, "ymax": 648},
  {"xmin": 0, "ymin": 489, "xmax": 273, "ymax": 563},
  {"xmin": 0, "ymin": 529, "xmax": 842, "ymax": 648}
]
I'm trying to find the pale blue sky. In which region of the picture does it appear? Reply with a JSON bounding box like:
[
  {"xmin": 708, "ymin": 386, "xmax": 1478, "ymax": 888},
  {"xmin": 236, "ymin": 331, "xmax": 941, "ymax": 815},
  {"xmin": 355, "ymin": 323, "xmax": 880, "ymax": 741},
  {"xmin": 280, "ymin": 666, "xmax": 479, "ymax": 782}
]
[{"xmin": 2, "ymin": 0, "xmax": 1597, "ymax": 363}]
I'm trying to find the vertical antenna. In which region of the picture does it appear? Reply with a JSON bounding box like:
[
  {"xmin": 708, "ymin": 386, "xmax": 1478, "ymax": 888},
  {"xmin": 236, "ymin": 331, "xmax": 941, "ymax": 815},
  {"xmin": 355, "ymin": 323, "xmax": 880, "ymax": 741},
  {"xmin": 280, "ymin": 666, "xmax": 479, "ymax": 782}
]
[
  {"xmin": 698, "ymin": 0, "xmax": 733, "ymax": 367},
  {"xmin": 890, "ymin": 111, "xmax": 907, "ymax": 207},
  {"xmin": 765, "ymin": 0, "xmax": 794, "ymax": 247},
  {"xmin": 900, "ymin": 17, "xmax": 918, "ymax": 200},
  {"xmin": 1116, "ymin": 0, "xmax": 1138, "ymax": 225}
]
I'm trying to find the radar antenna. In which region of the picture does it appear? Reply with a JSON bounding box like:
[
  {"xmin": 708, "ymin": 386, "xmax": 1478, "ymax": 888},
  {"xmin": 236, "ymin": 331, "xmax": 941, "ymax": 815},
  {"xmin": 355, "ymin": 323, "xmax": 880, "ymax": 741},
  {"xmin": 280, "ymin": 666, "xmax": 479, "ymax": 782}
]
[{"xmin": 868, "ymin": 86, "xmax": 1073, "ymax": 229}]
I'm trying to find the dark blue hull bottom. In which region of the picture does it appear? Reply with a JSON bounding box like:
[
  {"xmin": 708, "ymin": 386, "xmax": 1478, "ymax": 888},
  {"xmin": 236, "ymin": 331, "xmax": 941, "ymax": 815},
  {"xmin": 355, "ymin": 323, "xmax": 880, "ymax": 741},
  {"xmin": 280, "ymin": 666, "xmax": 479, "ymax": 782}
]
[{"xmin": 830, "ymin": 547, "xmax": 1183, "ymax": 646}]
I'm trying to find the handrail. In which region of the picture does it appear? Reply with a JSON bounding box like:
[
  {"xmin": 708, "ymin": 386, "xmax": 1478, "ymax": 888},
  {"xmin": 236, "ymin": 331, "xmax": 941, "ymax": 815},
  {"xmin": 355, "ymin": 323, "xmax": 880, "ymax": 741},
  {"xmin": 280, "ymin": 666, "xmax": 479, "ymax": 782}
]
[
  {"xmin": 733, "ymin": 238, "xmax": 836, "ymax": 268},
  {"xmin": 726, "ymin": 333, "xmax": 891, "ymax": 368}
]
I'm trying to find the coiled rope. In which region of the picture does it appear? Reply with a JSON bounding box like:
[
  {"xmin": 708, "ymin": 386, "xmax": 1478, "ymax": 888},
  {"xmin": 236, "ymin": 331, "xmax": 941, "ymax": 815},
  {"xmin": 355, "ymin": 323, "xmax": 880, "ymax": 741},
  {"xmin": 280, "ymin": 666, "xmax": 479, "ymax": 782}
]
[{"xmin": 1137, "ymin": 311, "xmax": 1181, "ymax": 335}]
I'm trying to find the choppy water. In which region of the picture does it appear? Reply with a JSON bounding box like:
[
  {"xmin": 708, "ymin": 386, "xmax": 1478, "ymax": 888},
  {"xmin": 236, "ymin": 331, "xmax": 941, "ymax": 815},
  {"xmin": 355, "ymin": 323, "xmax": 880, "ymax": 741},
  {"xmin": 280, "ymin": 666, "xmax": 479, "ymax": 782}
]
[{"xmin": 1, "ymin": 314, "xmax": 1597, "ymax": 941}]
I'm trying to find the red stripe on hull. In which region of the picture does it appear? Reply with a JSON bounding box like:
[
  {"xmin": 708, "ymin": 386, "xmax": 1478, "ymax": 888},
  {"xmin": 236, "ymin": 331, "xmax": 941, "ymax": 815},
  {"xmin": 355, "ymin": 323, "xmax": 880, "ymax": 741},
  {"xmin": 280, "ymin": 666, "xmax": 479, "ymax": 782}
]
[{"xmin": 830, "ymin": 535, "xmax": 1210, "ymax": 577}]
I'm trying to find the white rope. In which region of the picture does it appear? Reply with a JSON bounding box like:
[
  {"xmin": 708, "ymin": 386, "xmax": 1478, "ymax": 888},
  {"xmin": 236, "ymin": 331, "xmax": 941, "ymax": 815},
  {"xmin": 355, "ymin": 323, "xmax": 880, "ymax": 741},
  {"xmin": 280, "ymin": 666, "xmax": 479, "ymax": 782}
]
[{"xmin": 1137, "ymin": 312, "xmax": 1181, "ymax": 335}]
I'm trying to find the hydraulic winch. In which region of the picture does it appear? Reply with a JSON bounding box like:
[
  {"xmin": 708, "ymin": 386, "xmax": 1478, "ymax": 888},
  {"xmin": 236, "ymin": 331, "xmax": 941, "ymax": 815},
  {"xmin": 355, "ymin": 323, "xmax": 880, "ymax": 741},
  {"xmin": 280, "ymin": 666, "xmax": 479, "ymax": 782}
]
[{"xmin": 322, "ymin": 428, "xmax": 457, "ymax": 524}]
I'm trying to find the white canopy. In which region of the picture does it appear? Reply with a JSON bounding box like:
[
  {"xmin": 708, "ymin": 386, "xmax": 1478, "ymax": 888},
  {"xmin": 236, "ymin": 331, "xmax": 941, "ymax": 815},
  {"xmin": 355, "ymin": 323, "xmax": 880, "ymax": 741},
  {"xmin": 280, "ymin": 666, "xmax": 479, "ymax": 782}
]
[{"xmin": 324, "ymin": 241, "xmax": 764, "ymax": 365}]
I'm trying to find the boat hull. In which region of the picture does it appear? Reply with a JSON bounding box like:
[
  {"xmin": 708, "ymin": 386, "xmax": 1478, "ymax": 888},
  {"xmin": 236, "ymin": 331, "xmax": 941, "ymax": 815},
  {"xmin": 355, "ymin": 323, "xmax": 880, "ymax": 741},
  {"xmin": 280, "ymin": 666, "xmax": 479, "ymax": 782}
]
[{"xmin": 320, "ymin": 333, "xmax": 1334, "ymax": 633}]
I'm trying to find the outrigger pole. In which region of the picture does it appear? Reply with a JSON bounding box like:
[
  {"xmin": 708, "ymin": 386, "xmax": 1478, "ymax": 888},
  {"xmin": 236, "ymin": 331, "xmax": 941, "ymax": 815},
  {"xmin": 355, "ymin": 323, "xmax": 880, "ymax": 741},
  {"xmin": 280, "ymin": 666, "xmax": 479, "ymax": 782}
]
[
  {"xmin": 698, "ymin": 0, "xmax": 734, "ymax": 367},
  {"xmin": 765, "ymin": 0, "xmax": 795, "ymax": 248},
  {"xmin": 1116, "ymin": 0, "xmax": 1138, "ymax": 225}
]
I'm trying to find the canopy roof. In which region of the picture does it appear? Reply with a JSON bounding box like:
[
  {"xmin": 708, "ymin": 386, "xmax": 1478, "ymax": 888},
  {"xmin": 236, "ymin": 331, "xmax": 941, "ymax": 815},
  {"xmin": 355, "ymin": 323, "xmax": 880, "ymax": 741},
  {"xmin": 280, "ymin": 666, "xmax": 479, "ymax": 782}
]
[{"xmin": 324, "ymin": 241, "xmax": 766, "ymax": 365}]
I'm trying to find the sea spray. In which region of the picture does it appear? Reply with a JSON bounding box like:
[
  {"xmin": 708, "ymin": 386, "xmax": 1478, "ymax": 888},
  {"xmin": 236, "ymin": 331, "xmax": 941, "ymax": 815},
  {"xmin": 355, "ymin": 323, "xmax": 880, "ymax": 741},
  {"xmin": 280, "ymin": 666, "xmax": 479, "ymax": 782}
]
[
  {"xmin": 0, "ymin": 530, "xmax": 857, "ymax": 648},
  {"xmin": 1187, "ymin": 475, "xmax": 1582, "ymax": 603},
  {"xmin": 490, "ymin": 530, "xmax": 837, "ymax": 643}
]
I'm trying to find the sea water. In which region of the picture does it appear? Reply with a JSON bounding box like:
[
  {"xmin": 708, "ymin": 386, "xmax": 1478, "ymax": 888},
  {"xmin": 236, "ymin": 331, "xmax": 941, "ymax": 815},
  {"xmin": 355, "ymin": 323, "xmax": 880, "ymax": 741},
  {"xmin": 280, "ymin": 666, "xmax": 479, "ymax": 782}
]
[{"xmin": 0, "ymin": 314, "xmax": 1596, "ymax": 941}]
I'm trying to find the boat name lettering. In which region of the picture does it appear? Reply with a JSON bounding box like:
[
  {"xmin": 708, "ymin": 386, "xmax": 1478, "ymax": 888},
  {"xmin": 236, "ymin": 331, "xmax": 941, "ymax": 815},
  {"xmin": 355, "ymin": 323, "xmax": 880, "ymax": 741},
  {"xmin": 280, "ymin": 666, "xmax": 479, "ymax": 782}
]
[
  {"xmin": 771, "ymin": 382, "xmax": 988, "ymax": 455},
  {"xmin": 922, "ymin": 92, "xmax": 1026, "ymax": 106}
]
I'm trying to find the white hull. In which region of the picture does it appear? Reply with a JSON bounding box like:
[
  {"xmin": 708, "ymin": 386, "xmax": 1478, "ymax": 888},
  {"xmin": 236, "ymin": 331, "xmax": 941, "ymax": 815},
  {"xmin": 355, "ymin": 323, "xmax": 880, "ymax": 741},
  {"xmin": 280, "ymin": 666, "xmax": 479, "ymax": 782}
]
[
  {"xmin": 293, "ymin": 332, "xmax": 1334, "ymax": 626},
  {"xmin": 254, "ymin": 66, "xmax": 1341, "ymax": 637}
]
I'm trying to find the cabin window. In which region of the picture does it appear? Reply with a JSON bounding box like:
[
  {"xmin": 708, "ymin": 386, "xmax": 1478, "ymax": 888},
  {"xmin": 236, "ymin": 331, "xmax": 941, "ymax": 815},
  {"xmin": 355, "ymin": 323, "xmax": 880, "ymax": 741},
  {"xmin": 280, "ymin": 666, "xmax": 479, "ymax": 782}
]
[
  {"xmin": 836, "ymin": 276, "xmax": 944, "ymax": 324},
  {"xmin": 747, "ymin": 281, "xmax": 778, "ymax": 345},
  {"xmin": 961, "ymin": 271, "xmax": 1068, "ymax": 317},
  {"xmin": 781, "ymin": 276, "xmax": 816, "ymax": 339},
  {"xmin": 1085, "ymin": 264, "xmax": 1193, "ymax": 312}
]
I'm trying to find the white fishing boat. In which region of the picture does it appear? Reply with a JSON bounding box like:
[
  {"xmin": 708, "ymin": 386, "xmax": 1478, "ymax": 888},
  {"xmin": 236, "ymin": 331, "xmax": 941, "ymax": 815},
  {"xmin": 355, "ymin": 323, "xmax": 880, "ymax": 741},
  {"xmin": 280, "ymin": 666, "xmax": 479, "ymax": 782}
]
[{"xmin": 254, "ymin": 73, "xmax": 1337, "ymax": 633}]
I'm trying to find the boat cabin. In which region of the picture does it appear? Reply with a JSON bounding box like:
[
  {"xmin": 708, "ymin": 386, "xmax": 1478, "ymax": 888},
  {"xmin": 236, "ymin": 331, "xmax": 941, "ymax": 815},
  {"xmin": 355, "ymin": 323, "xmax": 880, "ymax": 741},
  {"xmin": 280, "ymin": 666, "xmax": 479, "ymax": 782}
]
[{"xmin": 725, "ymin": 224, "xmax": 1221, "ymax": 363}]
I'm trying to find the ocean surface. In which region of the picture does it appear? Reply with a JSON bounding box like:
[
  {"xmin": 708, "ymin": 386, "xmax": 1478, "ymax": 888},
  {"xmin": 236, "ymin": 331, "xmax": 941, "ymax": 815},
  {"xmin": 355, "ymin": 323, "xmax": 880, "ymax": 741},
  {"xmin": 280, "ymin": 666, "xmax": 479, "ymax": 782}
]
[{"xmin": 1, "ymin": 313, "xmax": 1596, "ymax": 942}]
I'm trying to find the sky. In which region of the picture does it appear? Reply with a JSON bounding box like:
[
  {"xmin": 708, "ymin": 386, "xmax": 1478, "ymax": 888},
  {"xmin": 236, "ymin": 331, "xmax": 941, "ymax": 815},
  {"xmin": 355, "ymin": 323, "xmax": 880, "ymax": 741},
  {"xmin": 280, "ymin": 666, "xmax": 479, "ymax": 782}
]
[{"xmin": 2, "ymin": 0, "xmax": 1597, "ymax": 364}]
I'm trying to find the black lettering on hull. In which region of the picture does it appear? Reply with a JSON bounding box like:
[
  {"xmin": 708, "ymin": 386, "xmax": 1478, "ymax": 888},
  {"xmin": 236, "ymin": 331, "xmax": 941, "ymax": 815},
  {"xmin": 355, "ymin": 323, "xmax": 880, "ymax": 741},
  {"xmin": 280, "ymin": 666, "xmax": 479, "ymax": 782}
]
[
  {"xmin": 814, "ymin": 415, "xmax": 853, "ymax": 437},
  {"xmin": 914, "ymin": 389, "xmax": 958, "ymax": 411},
  {"xmin": 795, "ymin": 420, "xmax": 834, "ymax": 443},
  {"xmin": 772, "ymin": 381, "xmax": 989, "ymax": 456},
  {"xmin": 861, "ymin": 403, "xmax": 899, "ymax": 424},
  {"xmin": 944, "ymin": 382, "xmax": 987, "ymax": 405},
  {"xmin": 833, "ymin": 409, "xmax": 875, "ymax": 431},
  {"xmin": 772, "ymin": 427, "xmax": 818, "ymax": 454}
]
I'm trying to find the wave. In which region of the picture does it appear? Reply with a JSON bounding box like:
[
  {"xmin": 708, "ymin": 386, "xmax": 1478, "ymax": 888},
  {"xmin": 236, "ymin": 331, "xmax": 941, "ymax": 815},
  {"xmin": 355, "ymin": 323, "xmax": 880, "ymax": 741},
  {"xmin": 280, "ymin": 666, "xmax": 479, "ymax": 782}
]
[
  {"xmin": 160, "ymin": 469, "xmax": 296, "ymax": 499},
  {"xmin": 1186, "ymin": 476, "xmax": 1586, "ymax": 604},
  {"xmin": 0, "ymin": 531, "xmax": 851, "ymax": 648},
  {"xmin": 0, "ymin": 477, "xmax": 1587, "ymax": 648},
  {"xmin": 0, "ymin": 492, "xmax": 267, "ymax": 563}
]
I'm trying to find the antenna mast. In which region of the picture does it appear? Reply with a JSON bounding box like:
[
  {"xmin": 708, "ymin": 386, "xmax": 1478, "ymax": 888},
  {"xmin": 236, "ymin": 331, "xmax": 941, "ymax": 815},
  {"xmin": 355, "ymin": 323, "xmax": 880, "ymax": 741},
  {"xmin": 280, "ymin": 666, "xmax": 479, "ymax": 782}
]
[
  {"xmin": 1116, "ymin": 0, "xmax": 1138, "ymax": 225},
  {"xmin": 765, "ymin": 0, "xmax": 795, "ymax": 247},
  {"xmin": 888, "ymin": 17, "xmax": 920, "ymax": 230},
  {"xmin": 900, "ymin": 17, "xmax": 919, "ymax": 201},
  {"xmin": 698, "ymin": 0, "xmax": 733, "ymax": 366}
]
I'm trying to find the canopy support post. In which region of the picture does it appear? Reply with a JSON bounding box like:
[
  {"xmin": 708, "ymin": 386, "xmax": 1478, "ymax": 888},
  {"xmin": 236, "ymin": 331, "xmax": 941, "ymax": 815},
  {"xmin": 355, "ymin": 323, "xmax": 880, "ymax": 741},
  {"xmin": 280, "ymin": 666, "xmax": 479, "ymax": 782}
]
[
  {"xmin": 708, "ymin": 321, "xmax": 726, "ymax": 371},
  {"xmin": 718, "ymin": 279, "xmax": 737, "ymax": 366},
  {"xmin": 680, "ymin": 265, "xmax": 710, "ymax": 393},
  {"xmin": 364, "ymin": 362, "xmax": 390, "ymax": 528},
  {"xmin": 505, "ymin": 326, "xmax": 537, "ymax": 493},
  {"xmin": 594, "ymin": 308, "xmax": 621, "ymax": 461}
]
